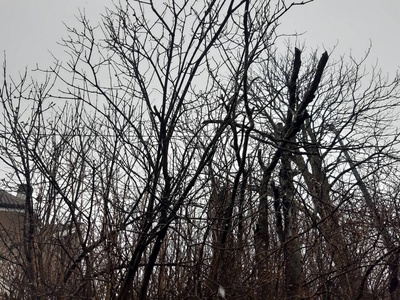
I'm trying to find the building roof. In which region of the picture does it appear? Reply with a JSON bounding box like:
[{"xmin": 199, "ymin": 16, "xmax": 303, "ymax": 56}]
[{"xmin": 0, "ymin": 189, "xmax": 25, "ymax": 210}]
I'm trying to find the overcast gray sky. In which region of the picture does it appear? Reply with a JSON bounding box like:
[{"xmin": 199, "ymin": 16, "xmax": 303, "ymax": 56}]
[
  {"xmin": 1, "ymin": 0, "xmax": 399, "ymax": 78},
  {"xmin": 278, "ymin": 0, "xmax": 400, "ymax": 77},
  {"xmin": 0, "ymin": 0, "xmax": 110, "ymax": 77},
  {"xmin": 0, "ymin": 0, "xmax": 399, "ymax": 179}
]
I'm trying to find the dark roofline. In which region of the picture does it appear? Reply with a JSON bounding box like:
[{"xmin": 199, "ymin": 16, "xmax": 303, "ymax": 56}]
[{"xmin": 0, "ymin": 189, "xmax": 25, "ymax": 210}]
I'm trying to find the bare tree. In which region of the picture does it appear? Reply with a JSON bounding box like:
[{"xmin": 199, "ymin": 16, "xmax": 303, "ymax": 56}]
[
  {"xmin": 249, "ymin": 47, "xmax": 400, "ymax": 299},
  {"xmin": 2, "ymin": 0, "xmax": 400, "ymax": 299}
]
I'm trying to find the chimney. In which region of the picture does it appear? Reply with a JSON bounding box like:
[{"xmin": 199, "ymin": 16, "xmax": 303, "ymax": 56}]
[{"xmin": 16, "ymin": 184, "xmax": 30, "ymax": 200}]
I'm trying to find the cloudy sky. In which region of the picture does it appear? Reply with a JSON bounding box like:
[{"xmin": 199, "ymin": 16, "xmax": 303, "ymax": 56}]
[
  {"xmin": 0, "ymin": 0, "xmax": 398, "ymax": 179},
  {"xmin": 1, "ymin": 0, "xmax": 399, "ymax": 78},
  {"xmin": 0, "ymin": 0, "xmax": 110, "ymax": 78},
  {"xmin": 278, "ymin": 0, "xmax": 400, "ymax": 77}
]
